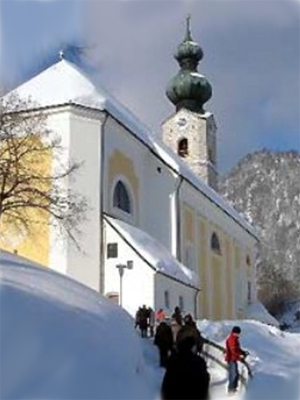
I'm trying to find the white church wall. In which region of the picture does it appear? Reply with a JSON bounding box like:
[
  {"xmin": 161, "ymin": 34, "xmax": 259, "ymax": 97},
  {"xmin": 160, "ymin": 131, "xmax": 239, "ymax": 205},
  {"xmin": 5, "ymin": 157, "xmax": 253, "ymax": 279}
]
[
  {"xmin": 104, "ymin": 220, "xmax": 155, "ymax": 317},
  {"xmin": 154, "ymin": 274, "xmax": 197, "ymax": 318},
  {"xmin": 46, "ymin": 109, "xmax": 70, "ymax": 276},
  {"xmin": 67, "ymin": 108, "xmax": 103, "ymax": 291},
  {"xmin": 141, "ymin": 152, "xmax": 177, "ymax": 253}
]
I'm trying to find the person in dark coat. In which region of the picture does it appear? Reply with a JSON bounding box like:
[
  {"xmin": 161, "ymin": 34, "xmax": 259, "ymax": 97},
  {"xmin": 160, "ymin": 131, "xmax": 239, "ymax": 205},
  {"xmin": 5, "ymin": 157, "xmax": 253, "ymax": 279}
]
[
  {"xmin": 134, "ymin": 307, "xmax": 141, "ymax": 329},
  {"xmin": 154, "ymin": 321, "xmax": 174, "ymax": 368},
  {"xmin": 176, "ymin": 314, "xmax": 204, "ymax": 354},
  {"xmin": 171, "ymin": 306, "xmax": 183, "ymax": 326},
  {"xmin": 139, "ymin": 305, "xmax": 149, "ymax": 338},
  {"xmin": 148, "ymin": 307, "xmax": 155, "ymax": 337},
  {"xmin": 161, "ymin": 335, "xmax": 210, "ymax": 400}
]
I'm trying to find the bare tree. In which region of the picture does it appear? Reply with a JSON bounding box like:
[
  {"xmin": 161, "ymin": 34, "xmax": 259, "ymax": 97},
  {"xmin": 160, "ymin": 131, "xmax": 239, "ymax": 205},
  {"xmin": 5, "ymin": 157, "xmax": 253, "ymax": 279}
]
[{"xmin": 0, "ymin": 94, "xmax": 87, "ymax": 249}]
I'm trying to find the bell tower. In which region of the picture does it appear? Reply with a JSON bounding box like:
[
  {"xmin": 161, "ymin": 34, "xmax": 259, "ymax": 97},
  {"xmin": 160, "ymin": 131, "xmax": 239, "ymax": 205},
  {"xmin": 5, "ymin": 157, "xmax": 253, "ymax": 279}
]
[{"xmin": 162, "ymin": 16, "xmax": 218, "ymax": 191}]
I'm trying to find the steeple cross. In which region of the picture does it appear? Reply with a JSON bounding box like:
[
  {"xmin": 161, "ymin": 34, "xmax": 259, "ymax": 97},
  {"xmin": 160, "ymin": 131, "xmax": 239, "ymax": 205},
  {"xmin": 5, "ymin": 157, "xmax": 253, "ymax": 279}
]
[{"xmin": 185, "ymin": 14, "xmax": 192, "ymax": 41}]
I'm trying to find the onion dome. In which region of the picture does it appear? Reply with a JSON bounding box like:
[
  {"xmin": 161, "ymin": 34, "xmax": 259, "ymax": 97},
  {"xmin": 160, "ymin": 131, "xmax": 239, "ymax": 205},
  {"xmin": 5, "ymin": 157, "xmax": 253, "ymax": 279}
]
[{"xmin": 166, "ymin": 16, "xmax": 212, "ymax": 113}]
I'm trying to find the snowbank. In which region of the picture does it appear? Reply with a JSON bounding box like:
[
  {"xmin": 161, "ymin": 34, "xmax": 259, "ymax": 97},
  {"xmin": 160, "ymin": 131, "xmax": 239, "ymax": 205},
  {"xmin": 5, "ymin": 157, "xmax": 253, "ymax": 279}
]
[
  {"xmin": 246, "ymin": 301, "xmax": 280, "ymax": 327},
  {"xmin": 0, "ymin": 250, "xmax": 158, "ymax": 399}
]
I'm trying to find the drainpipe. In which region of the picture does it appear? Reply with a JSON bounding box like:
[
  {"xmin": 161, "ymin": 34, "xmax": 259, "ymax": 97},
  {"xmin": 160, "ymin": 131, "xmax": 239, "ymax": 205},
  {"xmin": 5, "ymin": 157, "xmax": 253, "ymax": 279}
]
[
  {"xmin": 194, "ymin": 288, "xmax": 200, "ymax": 319},
  {"xmin": 99, "ymin": 112, "xmax": 109, "ymax": 295}
]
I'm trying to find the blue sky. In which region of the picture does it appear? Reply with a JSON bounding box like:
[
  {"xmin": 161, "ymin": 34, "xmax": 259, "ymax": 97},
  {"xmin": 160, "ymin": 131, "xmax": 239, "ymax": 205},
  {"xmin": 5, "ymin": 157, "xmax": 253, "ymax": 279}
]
[
  {"xmin": 0, "ymin": 0, "xmax": 299, "ymax": 174},
  {"xmin": 0, "ymin": 0, "xmax": 83, "ymax": 86}
]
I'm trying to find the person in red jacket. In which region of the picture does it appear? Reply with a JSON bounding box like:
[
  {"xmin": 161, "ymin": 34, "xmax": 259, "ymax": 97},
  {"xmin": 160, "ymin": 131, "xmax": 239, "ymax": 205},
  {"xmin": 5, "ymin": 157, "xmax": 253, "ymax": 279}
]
[{"xmin": 225, "ymin": 326, "xmax": 248, "ymax": 394}]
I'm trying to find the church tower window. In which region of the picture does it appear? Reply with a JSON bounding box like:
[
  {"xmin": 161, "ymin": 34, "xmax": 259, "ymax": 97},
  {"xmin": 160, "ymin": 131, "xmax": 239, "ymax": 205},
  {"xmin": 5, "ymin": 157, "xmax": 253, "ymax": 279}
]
[
  {"xmin": 178, "ymin": 138, "xmax": 189, "ymax": 158},
  {"xmin": 113, "ymin": 181, "xmax": 131, "ymax": 214},
  {"xmin": 211, "ymin": 232, "xmax": 221, "ymax": 255}
]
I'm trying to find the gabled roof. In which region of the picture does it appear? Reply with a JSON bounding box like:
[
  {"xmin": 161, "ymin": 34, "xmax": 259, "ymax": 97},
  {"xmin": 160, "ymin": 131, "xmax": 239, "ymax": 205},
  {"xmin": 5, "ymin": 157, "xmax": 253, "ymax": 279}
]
[
  {"xmin": 8, "ymin": 59, "xmax": 153, "ymax": 147},
  {"xmin": 8, "ymin": 59, "xmax": 258, "ymax": 240},
  {"xmin": 10, "ymin": 59, "xmax": 105, "ymax": 109}
]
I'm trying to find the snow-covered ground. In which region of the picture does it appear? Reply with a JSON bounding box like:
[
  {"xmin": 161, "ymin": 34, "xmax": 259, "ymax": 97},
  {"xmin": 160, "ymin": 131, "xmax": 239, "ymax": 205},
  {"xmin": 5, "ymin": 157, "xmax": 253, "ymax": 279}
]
[
  {"xmin": 199, "ymin": 320, "xmax": 300, "ymax": 400},
  {"xmin": 1, "ymin": 250, "xmax": 300, "ymax": 400}
]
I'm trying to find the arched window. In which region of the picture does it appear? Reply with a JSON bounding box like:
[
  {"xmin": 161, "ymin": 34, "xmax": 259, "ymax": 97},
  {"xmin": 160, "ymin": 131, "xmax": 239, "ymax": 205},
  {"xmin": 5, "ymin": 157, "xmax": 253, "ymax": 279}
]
[
  {"xmin": 211, "ymin": 232, "xmax": 221, "ymax": 254},
  {"xmin": 246, "ymin": 255, "xmax": 251, "ymax": 266},
  {"xmin": 113, "ymin": 181, "xmax": 131, "ymax": 214},
  {"xmin": 178, "ymin": 138, "xmax": 189, "ymax": 158}
]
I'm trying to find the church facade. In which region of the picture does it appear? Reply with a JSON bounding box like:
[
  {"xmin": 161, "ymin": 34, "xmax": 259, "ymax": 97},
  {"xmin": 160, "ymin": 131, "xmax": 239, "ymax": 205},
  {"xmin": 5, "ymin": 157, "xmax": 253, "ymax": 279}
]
[{"xmin": 0, "ymin": 23, "xmax": 258, "ymax": 320}]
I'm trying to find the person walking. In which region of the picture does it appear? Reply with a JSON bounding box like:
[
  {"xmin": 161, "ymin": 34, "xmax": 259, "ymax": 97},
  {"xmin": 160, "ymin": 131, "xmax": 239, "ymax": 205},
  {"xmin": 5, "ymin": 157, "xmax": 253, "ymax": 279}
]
[
  {"xmin": 155, "ymin": 308, "xmax": 166, "ymax": 324},
  {"xmin": 161, "ymin": 335, "xmax": 210, "ymax": 400},
  {"xmin": 225, "ymin": 326, "xmax": 248, "ymax": 394},
  {"xmin": 172, "ymin": 306, "xmax": 183, "ymax": 326},
  {"xmin": 148, "ymin": 307, "xmax": 155, "ymax": 337},
  {"xmin": 154, "ymin": 321, "xmax": 174, "ymax": 368},
  {"xmin": 170, "ymin": 317, "xmax": 182, "ymax": 346},
  {"xmin": 176, "ymin": 314, "xmax": 204, "ymax": 354},
  {"xmin": 139, "ymin": 305, "xmax": 149, "ymax": 338},
  {"xmin": 134, "ymin": 307, "xmax": 141, "ymax": 330}
]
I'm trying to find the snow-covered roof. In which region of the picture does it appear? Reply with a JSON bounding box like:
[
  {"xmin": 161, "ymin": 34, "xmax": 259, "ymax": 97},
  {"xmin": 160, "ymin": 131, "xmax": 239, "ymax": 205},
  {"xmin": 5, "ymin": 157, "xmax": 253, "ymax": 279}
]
[
  {"xmin": 105, "ymin": 216, "xmax": 199, "ymax": 289},
  {"xmin": 7, "ymin": 59, "xmax": 153, "ymax": 147},
  {"xmin": 8, "ymin": 59, "xmax": 258, "ymax": 239}
]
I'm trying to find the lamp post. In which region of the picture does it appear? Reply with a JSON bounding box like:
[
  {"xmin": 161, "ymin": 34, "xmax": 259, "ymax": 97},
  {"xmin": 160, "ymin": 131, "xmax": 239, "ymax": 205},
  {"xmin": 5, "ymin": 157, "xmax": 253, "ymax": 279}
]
[{"xmin": 116, "ymin": 260, "xmax": 133, "ymax": 307}]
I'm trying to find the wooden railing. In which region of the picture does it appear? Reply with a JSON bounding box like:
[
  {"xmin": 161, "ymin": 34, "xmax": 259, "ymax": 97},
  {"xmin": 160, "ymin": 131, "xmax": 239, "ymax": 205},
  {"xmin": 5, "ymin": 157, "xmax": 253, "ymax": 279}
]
[{"xmin": 202, "ymin": 336, "xmax": 253, "ymax": 386}]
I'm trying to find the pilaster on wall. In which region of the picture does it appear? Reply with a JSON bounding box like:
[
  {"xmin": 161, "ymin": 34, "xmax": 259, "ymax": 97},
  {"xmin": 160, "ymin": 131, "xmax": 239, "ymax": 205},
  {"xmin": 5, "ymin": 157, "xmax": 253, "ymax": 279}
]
[
  {"xmin": 198, "ymin": 218, "xmax": 208, "ymax": 319},
  {"xmin": 225, "ymin": 237, "xmax": 234, "ymax": 318}
]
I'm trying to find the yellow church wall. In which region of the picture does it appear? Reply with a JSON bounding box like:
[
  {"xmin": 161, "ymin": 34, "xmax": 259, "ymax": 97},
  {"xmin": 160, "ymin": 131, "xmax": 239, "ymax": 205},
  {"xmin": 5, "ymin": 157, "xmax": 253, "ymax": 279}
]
[
  {"xmin": 182, "ymin": 203, "xmax": 195, "ymax": 244},
  {"xmin": 225, "ymin": 236, "xmax": 234, "ymax": 318},
  {"xmin": 108, "ymin": 149, "xmax": 140, "ymax": 224},
  {"xmin": 246, "ymin": 251, "xmax": 252, "ymax": 278},
  {"xmin": 0, "ymin": 137, "xmax": 51, "ymax": 267},
  {"xmin": 234, "ymin": 243, "xmax": 243, "ymax": 318},
  {"xmin": 211, "ymin": 255, "xmax": 222, "ymax": 319},
  {"xmin": 197, "ymin": 217, "xmax": 209, "ymax": 318},
  {"xmin": 208, "ymin": 224, "xmax": 223, "ymax": 320}
]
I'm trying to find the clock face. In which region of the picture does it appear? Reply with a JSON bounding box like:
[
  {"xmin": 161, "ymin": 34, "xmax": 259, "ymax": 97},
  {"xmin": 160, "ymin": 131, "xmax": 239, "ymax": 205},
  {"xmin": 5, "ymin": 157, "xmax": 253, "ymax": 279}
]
[{"xmin": 176, "ymin": 117, "xmax": 188, "ymax": 129}]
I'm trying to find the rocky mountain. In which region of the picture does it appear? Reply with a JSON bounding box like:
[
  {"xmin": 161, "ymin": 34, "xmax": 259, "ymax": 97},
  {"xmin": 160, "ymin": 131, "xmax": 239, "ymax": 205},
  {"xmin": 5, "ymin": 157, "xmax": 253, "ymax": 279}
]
[{"xmin": 219, "ymin": 150, "xmax": 300, "ymax": 307}]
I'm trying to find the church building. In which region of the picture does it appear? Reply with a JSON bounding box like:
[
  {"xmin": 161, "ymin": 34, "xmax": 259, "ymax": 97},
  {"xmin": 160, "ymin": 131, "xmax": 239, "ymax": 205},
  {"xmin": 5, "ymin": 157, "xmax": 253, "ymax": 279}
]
[{"xmin": 0, "ymin": 21, "xmax": 258, "ymax": 320}]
